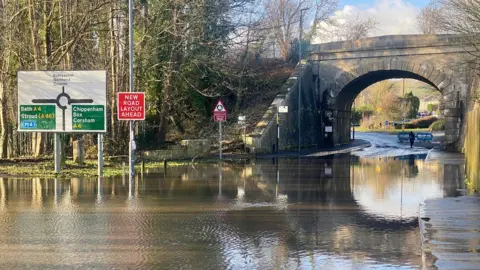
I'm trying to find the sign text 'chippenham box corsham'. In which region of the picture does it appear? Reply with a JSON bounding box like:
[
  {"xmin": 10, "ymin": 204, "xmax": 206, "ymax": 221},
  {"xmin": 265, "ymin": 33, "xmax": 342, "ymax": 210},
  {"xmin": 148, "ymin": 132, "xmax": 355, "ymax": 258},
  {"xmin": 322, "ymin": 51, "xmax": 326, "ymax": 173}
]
[
  {"xmin": 72, "ymin": 105, "xmax": 105, "ymax": 131},
  {"xmin": 17, "ymin": 71, "xmax": 107, "ymax": 133}
]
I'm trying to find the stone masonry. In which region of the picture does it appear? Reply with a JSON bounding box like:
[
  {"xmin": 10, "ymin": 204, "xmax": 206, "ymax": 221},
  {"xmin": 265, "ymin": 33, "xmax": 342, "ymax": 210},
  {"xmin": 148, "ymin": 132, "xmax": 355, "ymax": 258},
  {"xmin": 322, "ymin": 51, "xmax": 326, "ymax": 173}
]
[{"xmin": 248, "ymin": 34, "xmax": 477, "ymax": 154}]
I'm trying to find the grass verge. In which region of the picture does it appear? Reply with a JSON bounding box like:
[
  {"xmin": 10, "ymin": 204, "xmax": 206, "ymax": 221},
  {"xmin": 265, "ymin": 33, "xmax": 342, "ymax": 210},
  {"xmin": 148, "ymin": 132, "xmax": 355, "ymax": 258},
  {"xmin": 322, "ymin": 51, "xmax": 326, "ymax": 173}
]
[
  {"xmin": 354, "ymin": 128, "xmax": 431, "ymax": 133},
  {"xmin": 0, "ymin": 159, "xmax": 190, "ymax": 179}
]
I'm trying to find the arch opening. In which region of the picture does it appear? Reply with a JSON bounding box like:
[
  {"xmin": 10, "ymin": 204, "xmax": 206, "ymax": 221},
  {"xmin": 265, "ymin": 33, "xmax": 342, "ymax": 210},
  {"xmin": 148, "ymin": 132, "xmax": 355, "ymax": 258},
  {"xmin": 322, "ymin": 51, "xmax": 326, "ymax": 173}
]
[
  {"xmin": 329, "ymin": 69, "xmax": 449, "ymax": 146},
  {"xmin": 336, "ymin": 70, "xmax": 440, "ymax": 112}
]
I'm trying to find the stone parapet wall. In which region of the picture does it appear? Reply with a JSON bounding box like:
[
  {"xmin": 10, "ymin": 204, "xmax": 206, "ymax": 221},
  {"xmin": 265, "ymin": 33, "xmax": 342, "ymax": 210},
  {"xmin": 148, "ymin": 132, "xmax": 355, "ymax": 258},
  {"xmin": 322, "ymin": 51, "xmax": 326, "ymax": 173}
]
[
  {"xmin": 247, "ymin": 61, "xmax": 321, "ymax": 154},
  {"xmin": 310, "ymin": 34, "xmax": 463, "ymax": 53},
  {"xmin": 143, "ymin": 139, "xmax": 211, "ymax": 160}
]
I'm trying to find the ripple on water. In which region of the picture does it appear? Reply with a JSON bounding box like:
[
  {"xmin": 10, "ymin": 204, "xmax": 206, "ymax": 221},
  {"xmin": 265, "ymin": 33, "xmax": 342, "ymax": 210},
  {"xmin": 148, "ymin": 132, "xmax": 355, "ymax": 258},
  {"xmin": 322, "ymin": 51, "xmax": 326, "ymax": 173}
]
[{"xmin": 0, "ymin": 155, "xmax": 465, "ymax": 269}]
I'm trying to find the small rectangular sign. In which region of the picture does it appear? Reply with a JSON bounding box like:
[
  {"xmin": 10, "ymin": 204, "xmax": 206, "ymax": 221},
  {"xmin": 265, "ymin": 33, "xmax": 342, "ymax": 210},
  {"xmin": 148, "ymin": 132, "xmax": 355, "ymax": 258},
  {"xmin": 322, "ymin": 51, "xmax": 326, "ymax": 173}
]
[
  {"xmin": 214, "ymin": 114, "xmax": 226, "ymax": 122},
  {"xmin": 117, "ymin": 92, "xmax": 146, "ymax": 120},
  {"xmin": 325, "ymin": 126, "xmax": 333, "ymax": 133},
  {"xmin": 279, "ymin": 106, "xmax": 288, "ymax": 113}
]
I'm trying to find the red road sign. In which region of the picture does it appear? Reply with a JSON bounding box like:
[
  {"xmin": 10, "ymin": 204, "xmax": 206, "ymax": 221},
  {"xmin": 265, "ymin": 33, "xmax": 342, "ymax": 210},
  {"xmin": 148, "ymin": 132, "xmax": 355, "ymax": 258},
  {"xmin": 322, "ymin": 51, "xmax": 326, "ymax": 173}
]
[
  {"xmin": 213, "ymin": 100, "xmax": 227, "ymax": 122},
  {"xmin": 117, "ymin": 92, "xmax": 145, "ymax": 120}
]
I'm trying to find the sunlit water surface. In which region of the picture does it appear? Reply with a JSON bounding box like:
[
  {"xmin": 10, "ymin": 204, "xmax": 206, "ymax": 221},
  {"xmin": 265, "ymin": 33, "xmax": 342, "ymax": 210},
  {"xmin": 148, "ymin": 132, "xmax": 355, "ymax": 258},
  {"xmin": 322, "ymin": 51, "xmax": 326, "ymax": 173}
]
[{"xmin": 0, "ymin": 154, "xmax": 464, "ymax": 269}]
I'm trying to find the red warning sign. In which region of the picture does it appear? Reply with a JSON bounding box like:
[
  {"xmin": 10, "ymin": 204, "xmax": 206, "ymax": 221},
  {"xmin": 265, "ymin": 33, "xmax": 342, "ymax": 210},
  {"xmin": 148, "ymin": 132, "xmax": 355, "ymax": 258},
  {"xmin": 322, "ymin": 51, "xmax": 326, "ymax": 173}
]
[
  {"xmin": 117, "ymin": 92, "xmax": 145, "ymax": 120},
  {"xmin": 213, "ymin": 100, "xmax": 227, "ymax": 122}
]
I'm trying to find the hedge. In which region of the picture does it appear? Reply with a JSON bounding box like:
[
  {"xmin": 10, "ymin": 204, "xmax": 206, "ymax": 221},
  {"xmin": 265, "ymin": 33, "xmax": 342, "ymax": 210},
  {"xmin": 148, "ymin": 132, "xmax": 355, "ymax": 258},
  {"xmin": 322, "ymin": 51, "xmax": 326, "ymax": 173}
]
[
  {"xmin": 429, "ymin": 120, "xmax": 446, "ymax": 131},
  {"xmin": 395, "ymin": 116, "xmax": 438, "ymax": 129}
]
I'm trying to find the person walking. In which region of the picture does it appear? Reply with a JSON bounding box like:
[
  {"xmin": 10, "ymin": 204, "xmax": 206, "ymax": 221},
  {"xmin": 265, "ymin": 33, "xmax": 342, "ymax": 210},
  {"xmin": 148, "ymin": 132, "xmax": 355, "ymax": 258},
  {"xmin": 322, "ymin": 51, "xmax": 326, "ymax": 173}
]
[{"xmin": 409, "ymin": 131, "xmax": 415, "ymax": 148}]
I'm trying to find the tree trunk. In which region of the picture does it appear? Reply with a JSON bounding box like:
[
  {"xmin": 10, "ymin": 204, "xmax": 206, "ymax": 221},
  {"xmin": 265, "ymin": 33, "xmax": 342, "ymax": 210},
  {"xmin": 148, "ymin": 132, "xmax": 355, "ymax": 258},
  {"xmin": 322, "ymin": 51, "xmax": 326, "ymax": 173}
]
[
  {"xmin": 0, "ymin": 81, "xmax": 8, "ymax": 158},
  {"xmin": 159, "ymin": 3, "xmax": 180, "ymax": 144},
  {"xmin": 28, "ymin": 0, "xmax": 45, "ymax": 157},
  {"xmin": 110, "ymin": 4, "xmax": 117, "ymax": 140},
  {"xmin": 0, "ymin": 0, "xmax": 8, "ymax": 158}
]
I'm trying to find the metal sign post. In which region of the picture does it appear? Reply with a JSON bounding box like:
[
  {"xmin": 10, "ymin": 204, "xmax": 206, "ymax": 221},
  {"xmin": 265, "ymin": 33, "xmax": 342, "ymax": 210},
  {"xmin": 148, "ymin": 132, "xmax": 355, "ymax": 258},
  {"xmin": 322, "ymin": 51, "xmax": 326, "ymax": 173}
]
[
  {"xmin": 237, "ymin": 115, "xmax": 246, "ymax": 153},
  {"xmin": 98, "ymin": 133, "xmax": 103, "ymax": 176},
  {"xmin": 213, "ymin": 100, "xmax": 227, "ymax": 160},
  {"xmin": 219, "ymin": 121, "xmax": 222, "ymax": 159},
  {"xmin": 128, "ymin": 0, "xmax": 135, "ymax": 178},
  {"xmin": 276, "ymin": 113, "xmax": 280, "ymax": 153},
  {"xmin": 55, "ymin": 134, "xmax": 61, "ymax": 173},
  {"xmin": 278, "ymin": 106, "xmax": 288, "ymax": 152}
]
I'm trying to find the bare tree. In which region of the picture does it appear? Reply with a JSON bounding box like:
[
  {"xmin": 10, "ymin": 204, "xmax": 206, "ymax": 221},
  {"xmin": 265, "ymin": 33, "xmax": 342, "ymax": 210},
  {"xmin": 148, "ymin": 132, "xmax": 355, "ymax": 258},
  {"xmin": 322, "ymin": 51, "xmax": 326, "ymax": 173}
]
[
  {"xmin": 263, "ymin": 0, "xmax": 337, "ymax": 60},
  {"xmin": 424, "ymin": 0, "xmax": 480, "ymax": 80},
  {"xmin": 306, "ymin": 0, "xmax": 338, "ymax": 41},
  {"xmin": 417, "ymin": 5, "xmax": 442, "ymax": 34},
  {"xmin": 336, "ymin": 16, "xmax": 377, "ymax": 41},
  {"xmin": 430, "ymin": 0, "xmax": 480, "ymax": 35},
  {"xmin": 313, "ymin": 14, "xmax": 377, "ymax": 43}
]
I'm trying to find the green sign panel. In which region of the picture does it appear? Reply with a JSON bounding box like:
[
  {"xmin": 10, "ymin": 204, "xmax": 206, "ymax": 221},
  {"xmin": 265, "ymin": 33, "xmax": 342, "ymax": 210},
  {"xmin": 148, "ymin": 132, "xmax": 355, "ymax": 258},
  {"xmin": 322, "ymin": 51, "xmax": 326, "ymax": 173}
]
[
  {"xmin": 19, "ymin": 105, "xmax": 56, "ymax": 130},
  {"xmin": 72, "ymin": 105, "xmax": 105, "ymax": 131}
]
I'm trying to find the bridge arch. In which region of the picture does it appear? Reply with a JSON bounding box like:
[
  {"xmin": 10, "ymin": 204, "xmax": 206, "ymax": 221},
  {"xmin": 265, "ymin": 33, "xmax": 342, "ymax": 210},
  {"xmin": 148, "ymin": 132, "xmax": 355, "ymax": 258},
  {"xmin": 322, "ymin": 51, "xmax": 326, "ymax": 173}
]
[
  {"xmin": 323, "ymin": 60, "xmax": 464, "ymax": 148},
  {"xmin": 247, "ymin": 34, "xmax": 474, "ymax": 154}
]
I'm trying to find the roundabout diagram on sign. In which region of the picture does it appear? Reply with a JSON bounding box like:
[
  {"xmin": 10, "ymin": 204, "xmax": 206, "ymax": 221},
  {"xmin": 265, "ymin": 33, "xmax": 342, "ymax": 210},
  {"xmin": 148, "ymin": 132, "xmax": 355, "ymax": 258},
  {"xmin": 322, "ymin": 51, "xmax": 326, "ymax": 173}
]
[
  {"xmin": 17, "ymin": 70, "xmax": 107, "ymax": 133},
  {"xmin": 32, "ymin": 86, "xmax": 93, "ymax": 130}
]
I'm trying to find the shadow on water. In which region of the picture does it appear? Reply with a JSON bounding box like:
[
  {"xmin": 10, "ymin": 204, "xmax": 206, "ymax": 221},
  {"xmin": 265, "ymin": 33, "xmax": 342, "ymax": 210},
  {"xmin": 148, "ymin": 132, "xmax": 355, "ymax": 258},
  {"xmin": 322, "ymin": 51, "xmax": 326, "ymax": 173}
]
[{"xmin": 0, "ymin": 154, "xmax": 465, "ymax": 269}]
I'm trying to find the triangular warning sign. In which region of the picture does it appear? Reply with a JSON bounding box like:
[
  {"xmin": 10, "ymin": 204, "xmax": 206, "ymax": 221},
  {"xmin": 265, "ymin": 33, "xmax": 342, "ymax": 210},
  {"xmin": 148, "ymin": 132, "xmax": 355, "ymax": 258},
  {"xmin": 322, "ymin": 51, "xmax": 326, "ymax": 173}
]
[{"xmin": 214, "ymin": 100, "xmax": 227, "ymax": 113}]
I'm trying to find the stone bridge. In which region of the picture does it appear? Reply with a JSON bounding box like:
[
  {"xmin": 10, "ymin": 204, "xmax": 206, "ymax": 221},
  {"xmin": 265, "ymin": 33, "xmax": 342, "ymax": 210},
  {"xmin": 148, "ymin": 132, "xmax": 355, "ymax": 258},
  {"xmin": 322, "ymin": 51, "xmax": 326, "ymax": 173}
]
[{"xmin": 247, "ymin": 34, "xmax": 477, "ymax": 154}]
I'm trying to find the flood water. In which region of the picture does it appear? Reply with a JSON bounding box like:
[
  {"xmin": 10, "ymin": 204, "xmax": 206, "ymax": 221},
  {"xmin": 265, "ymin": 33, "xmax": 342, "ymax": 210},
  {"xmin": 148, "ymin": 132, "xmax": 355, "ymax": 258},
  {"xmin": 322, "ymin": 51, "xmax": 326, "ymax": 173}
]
[{"xmin": 0, "ymin": 154, "xmax": 465, "ymax": 269}]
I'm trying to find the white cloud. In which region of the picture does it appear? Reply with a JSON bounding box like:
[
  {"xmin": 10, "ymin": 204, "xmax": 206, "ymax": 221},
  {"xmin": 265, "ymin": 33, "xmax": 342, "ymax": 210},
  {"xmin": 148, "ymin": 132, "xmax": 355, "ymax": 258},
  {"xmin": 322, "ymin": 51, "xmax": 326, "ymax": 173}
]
[
  {"xmin": 313, "ymin": 0, "xmax": 421, "ymax": 43},
  {"xmin": 367, "ymin": 0, "xmax": 420, "ymax": 36}
]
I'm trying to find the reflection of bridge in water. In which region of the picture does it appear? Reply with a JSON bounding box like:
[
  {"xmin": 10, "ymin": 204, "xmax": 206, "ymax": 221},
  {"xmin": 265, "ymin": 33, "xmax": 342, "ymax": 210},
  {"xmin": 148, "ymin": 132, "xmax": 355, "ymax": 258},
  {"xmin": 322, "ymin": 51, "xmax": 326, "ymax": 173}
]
[
  {"xmin": 0, "ymin": 155, "xmax": 463, "ymax": 229},
  {"xmin": 0, "ymin": 155, "xmax": 465, "ymax": 268},
  {"xmin": 221, "ymin": 155, "xmax": 464, "ymax": 267}
]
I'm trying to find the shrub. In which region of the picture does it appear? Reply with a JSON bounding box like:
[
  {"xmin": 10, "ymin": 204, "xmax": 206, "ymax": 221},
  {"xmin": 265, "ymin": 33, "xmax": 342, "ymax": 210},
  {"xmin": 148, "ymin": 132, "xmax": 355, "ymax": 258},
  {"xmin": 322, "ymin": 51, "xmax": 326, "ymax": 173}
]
[
  {"xmin": 429, "ymin": 119, "xmax": 446, "ymax": 131},
  {"xmin": 395, "ymin": 116, "xmax": 438, "ymax": 129}
]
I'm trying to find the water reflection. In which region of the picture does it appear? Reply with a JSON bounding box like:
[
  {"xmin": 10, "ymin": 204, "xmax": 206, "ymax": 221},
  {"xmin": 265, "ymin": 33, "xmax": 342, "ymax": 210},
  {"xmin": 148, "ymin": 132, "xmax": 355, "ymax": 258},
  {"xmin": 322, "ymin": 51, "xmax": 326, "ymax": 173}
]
[{"xmin": 0, "ymin": 155, "xmax": 464, "ymax": 269}]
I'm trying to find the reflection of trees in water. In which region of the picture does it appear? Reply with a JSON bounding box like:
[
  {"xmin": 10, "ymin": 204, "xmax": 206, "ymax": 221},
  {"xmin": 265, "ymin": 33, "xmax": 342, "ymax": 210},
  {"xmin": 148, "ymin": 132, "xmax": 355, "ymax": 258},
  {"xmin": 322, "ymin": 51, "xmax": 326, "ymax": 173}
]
[
  {"xmin": 0, "ymin": 155, "xmax": 465, "ymax": 208},
  {"xmin": 219, "ymin": 155, "xmax": 422, "ymax": 267},
  {"xmin": 353, "ymin": 156, "xmax": 428, "ymax": 199},
  {"xmin": 0, "ymin": 156, "xmax": 465, "ymax": 269}
]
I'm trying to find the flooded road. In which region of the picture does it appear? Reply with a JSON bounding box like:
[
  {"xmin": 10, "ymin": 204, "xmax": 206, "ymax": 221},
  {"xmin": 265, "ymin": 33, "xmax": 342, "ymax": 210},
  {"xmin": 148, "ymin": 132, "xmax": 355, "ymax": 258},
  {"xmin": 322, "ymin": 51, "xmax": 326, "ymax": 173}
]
[
  {"xmin": 354, "ymin": 132, "xmax": 431, "ymax": 158},
  {"xmin": 0, "ymin": 154, "xmax": 465, "ymax": 269}
]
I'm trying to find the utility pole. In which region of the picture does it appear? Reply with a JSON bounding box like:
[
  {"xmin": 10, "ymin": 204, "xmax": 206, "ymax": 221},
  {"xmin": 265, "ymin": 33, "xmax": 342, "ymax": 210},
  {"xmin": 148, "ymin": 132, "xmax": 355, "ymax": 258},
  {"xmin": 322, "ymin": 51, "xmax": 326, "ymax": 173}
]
[
  {"xmin": 128, "ymin": 0, "xmax": 135, "ymax": 178},
  {"xmin": 298, "ymin": 7, "xmax": 308, "ymax": 153},
  {"xmin": 402, "ymin": 78, "xmax": 405, "ymax": 132},
  {"xmin": 352, "ymin": 101, "xmax": 355, "ymax": 141}
]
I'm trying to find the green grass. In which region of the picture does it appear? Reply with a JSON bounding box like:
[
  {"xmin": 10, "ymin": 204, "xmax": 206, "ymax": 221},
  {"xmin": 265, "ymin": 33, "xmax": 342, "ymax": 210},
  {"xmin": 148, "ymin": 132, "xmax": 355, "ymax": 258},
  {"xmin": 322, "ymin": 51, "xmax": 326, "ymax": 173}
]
[
  {"xmin": 0, "ymin": 159, "xmax": 190, "ymax": 179},
  {"xmin": 354, "ymin": 128, "xmax": 431, "ymax": 133},
  {"xmin": 430, "ymin": 120, "xmax": 446, "ymax": 131}
]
